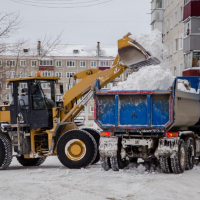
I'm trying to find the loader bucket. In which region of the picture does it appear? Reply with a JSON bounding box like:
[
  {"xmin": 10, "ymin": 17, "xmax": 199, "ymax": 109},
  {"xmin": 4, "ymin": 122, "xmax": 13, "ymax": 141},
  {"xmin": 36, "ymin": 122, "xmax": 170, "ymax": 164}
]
[{"xmin": 118, "ymin": 36, "xmax": 160, "ymax": 70}]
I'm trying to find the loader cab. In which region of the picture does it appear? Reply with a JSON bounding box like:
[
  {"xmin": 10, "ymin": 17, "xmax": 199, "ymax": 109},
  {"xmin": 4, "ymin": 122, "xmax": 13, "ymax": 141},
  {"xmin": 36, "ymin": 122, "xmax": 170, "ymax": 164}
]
[{"xmin": 7, "ymin": 77, "xmax": 60, "ymax": 130}]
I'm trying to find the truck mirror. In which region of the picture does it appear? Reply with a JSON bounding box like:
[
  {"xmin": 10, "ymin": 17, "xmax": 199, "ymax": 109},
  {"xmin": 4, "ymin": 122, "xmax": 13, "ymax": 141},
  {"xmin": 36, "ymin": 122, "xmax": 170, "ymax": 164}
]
[{"xmin": 60, "ymin": 84, "xmax": 64, "ymax": 94}]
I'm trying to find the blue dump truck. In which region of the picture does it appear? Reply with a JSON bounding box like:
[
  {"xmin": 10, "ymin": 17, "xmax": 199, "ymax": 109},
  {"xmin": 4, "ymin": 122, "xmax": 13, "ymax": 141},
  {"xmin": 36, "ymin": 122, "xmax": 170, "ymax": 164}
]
[{"xmin": 94, "ymin": 77, "xmax": 200, "ymax": 174}]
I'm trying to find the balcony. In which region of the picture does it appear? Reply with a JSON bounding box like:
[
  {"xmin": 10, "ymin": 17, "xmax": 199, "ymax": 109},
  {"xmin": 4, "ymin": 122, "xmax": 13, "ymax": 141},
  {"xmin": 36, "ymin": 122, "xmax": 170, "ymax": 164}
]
[
  {"xmin": 183, "ymin": 35, "xmax": 200, "ymax": 53},
  {"xmin": 184, "ymin": 0, "xmax": 200, "ymax": 20},
  {"xmin": 151, "ymin": 9, "xmax": 163, "ymax": 24}
]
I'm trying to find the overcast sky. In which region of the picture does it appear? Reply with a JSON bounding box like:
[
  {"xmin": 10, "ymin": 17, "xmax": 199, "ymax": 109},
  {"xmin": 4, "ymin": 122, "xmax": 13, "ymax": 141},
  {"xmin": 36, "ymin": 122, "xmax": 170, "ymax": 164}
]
[{"xmin": 1, "ymin": 0, "xmax": 151, "ymax": 45}]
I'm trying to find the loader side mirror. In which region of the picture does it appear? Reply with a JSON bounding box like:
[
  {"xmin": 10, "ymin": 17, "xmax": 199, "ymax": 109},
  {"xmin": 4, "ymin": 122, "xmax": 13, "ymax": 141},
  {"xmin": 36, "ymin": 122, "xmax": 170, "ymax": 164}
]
[{"xmin": 60, "ymin": 83, "xmax": 64, "ymax": 95}]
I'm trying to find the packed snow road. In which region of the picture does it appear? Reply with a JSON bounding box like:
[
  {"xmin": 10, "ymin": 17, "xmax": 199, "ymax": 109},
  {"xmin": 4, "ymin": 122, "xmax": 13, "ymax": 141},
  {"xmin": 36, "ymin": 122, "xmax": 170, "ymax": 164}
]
[{"xmin": 1, "ymin": 157, "xmax": 200, "ymax": 200}]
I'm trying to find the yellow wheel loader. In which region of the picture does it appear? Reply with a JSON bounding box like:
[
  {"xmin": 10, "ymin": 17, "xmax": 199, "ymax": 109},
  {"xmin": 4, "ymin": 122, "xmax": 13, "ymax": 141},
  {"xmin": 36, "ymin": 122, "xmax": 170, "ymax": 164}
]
[{"xmin": 0, "ymin": 33, "xmax": 160, "ymax": 170}]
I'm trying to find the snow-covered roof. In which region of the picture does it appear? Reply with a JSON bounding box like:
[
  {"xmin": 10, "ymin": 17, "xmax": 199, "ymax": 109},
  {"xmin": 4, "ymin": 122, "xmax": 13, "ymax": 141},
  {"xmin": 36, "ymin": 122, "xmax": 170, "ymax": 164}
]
[{"xmin": 0, "ymin": 44, "xmax": 117, "ymax": 58}]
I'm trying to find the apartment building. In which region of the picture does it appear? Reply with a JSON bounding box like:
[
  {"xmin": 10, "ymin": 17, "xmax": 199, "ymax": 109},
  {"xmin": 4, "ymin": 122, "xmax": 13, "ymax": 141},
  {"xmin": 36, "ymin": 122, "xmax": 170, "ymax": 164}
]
[
  {"xmin": 151, "ymin": 0, "xmax": 184, "ymax": 76},
  {"xmin": 183, "ymin": 0, "xmax": 200, "ymax": 75},
  {"xmin": 0, "ymin": 43, "xmax": 132, "ymax": 125}
]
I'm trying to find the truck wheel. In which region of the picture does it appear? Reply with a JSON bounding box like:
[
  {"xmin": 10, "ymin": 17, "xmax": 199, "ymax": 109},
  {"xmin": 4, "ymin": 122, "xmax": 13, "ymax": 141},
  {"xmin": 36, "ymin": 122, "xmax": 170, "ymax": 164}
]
[
  {"xmin": 110, "ymin": 140, "xmax": 128, "ymax": 171},
  {"xmin": 170, "ymin": 139, "xmax": 186, "ymax": 174},
  {"xmin": 57, "ymin": 130, "xmax": 97, "ymax": 169},
  {"xmin": 100, "ymin": 157, "xmax": 111, "ymax": 171},
  {"xmin": 159, "ymin": 155, "xmax": 172, "ymax": 173},
  {"xmin": 185, "ymin": 137, "xmax": 195, "ymax": 170},
  {"xmin": 0, "ymin": 133, "xmax": 12, "ymax": 170},
  {"xmin": 81, "ymin": 128, "xmax": 100, "ymax": 164},
  {"xmin": 17, "ymin": 156, "xmax": 46, "ymax": 166}
]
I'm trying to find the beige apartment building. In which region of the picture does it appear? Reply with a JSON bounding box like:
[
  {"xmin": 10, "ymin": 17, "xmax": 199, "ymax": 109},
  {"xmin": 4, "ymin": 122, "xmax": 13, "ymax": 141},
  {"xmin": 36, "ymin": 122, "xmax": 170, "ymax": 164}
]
[
  {"xmin": 151, "ymin": 0, "xmax": 184, "ymax": 76},
  {"xmin": 0, "ymin": 43, "xmax": 132, "ymax": 125}
]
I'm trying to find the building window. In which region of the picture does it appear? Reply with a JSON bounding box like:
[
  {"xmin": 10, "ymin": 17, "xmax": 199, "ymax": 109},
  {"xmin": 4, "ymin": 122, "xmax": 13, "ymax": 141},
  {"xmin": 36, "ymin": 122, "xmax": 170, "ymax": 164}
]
[
  {"xmin": 56, "ymin": 60, "xmax": 62, "ymax": 67},
  {"xmin": 184, "ymin": 0, "xmax": 190, "ymax": 5},
  {"xmin": 31, "ymin": 60, "xmax": 37, "ymax": 67},
  {"xmin": 174, "ymin": 66, "xmax": 177, "ymax": 76},
  {"xmin": 184, "ymin": 21, "xmax": 190, "ymax": 37},
  {"xmin": 66, "ymin": 72, "xmax": 75, "ymax": 78},
  {"xmin": 170, "ymin": 15, "xmax": 173, "ymax": 29},
  {"xmin": 6, "ymin": 71, "xmax": 15, "ymax": 78},
  {"xmin": 179, "ymin": 63, "xmax": 183, "ymax": 76},
  {"xmin": 55, "ymin": 72, "xmax": 62, "ymax": 78},
  {"xmin": 20, "ymin": 83, "xmax": 27, "ymax": 89},
  {"xmin": 56, "ymin": 95, "xmax": 62, "ymax": 102},
  {"xmin": 67, "ymin": 61, "xmax": 75, "ymax": 67},
  {"xmin": 91, "ymin": 61, "xmax": 97, "ymax": 68},
  {"xmin": 180, "ymin": 6, "xmax": 183, "ymax": 21},
  {"xmin": 155, "ymin": 0, "xmax": 162, "ymax": 8},
  {"xmin": 99, "ymin": 61, "xmax": 110, "ymax": 67},
  {"xmin": 6, "ymin": 82, "xmax": 11, "ymax": 89},
  {"xmin": 66, "ymin": 83, "xmax": 73, "ymax": 90},
  {"xmin": 90, "ymin": 106, "xmax": 94, "ymax": 112},
  {"xmin": 6, "ymin": 60, "xmax": 16, "ymax": 67},
  {"xmin": 20, "ymin": 71, "xmax": 27, "ymax": 78},
  {"xmin": 41, "ymin": 71, "xmax": 53, "ymax": 77},
  {"xmin": 179, "ymin": 34, "xmax": 183, "ymax": 50},
  {"xmin": 192, "ymin": 52, "xmax": 200, "ymax": 67},
  {"xmin": 80, "ymin": 61, "xmax": 86, "ymax": 67},
  {"xmin": 0, "ymin": 60, "xmax": 2, "ymax": 66},
  {"xmin": 31, "ymin": 71, "xmax": 37, "ymax": 77},
  {"xmin": 174, "ymin": 39, "xmax": 178, "ymax": 53},
  {"xmin": 166, "ymin": 19, "xmax": 169, "ymax": 32},
  {"xmin": 174, "ymin": 11, "xmax": 178, "ymax": 26},
  {"xmin": 170, "ymin": 41, "xmax": 173, "ymax": 55},
  {"xmin": 39, "ymin": 60, "xmax": 53, "ymax": 66},
  {"xmin": 6, "ymin": 94, "xmax": 11, "ymax": 101},
  {"xmin": 20, "ymin": 60, "xmax": 26, "ymax": 67},
  {"xmin": 0, "ymin": 95, "xmax": 2, "ymax": 101}
]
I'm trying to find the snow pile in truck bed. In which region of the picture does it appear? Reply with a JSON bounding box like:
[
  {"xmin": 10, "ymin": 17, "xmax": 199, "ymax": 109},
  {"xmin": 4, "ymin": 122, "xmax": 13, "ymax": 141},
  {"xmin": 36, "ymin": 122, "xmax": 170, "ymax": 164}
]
[
  {"xmin": 111, "ymin": 65, "xmax": 174, "ymax": 91},
  {"xmin": 178, "ymin": 79, "xmax": 198, "ymax": 94}
]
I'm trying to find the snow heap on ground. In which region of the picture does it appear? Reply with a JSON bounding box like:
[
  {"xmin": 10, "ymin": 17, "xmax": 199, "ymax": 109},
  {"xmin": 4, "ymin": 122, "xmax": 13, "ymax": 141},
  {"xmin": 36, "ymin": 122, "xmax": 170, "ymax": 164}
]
[{"xmin": 111, "ymin": 65, "xmax": 174, "ymax": 91}]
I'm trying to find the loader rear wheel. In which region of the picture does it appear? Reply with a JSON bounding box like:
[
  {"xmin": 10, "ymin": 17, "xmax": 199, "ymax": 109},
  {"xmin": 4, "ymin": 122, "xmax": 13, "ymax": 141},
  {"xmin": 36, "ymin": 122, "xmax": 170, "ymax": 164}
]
[
  {"xmin": 57, "ymin": 130, "xmax": 97, "ymax": 169},
  {"xmin": 185, "ymin": 137, "xmax": 195, "ymax": 170},
  {"xmin": 100, "ymin": 157, "xmax": 111, "ymax": 171},
  {"xmin": 81, "ymin": 128, "xmax": 100, "ymax": 164},
  {"xmin": 170, "ymin": 139, "xmax": 186, "ymax": 174},
  {"xmin": 159, "ymin": 155, "xmax": 172, "ymax": 173},
  {"xmin": 0, "ymin": 133, "xmax": 12, "ymax": 170},
  {"xmin": 17, "ymin": 156, "xmax": 46, "ymax": 166}
]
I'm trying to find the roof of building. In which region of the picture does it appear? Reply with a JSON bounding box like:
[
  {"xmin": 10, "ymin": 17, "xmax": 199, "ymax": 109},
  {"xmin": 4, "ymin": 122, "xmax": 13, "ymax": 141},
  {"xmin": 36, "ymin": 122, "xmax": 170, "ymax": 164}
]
[{"xmin": 0, "ymin": 44, "xmax": 117, "ymax": 58}]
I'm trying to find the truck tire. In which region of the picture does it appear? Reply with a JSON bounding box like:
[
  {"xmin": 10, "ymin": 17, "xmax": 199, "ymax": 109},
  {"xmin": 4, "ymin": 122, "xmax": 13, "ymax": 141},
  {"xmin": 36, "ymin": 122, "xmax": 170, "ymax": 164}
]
[
  {"xmin": 170, "ymin": 139, "xmax": 186, "ymax": 174},
  {"xmin": 57, "ymin": 130, "xmax": 97, "ymax": 169},
  {"xmin": 81, "ymin": 128, "xmax": 100, "ymax": 164},
  {"xmin": 100, "ymin": 157, "xmax": 111, "ymax": 171},
  {"xmin": 17, "ymin": 156, "xmax": 46, "ymax": 166},
  {"xmin": 185, "ymin": 137, "xmax": 195, "ymax": 170},
  {"xmin": 110, "ymin": 139, "xmax": 128, "ymax": 171},
  {"xmin": 0, "ymin": 133, "xmax": 12, "ymax": 170},
  {"xmin": 159, "ymin": 155, "xmax": 172, "ymax": 173}
]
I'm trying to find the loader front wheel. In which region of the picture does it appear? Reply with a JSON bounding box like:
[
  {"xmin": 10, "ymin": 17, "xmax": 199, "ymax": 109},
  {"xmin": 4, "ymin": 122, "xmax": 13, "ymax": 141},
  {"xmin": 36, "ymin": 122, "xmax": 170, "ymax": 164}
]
[
  {"xmin": 17, "ymin": 156, "xmax": 46, "ymax": 166},
  {"xmin": 57, "ymin": 130, "xmax": 97, "ymax": 169},
  {"xmin": 81, "ymin": 128, "xmax": 100, "ymax": 164},
  {"xmin": 0, "ymin": 133, "xmax": 12, "ymax": 170}
]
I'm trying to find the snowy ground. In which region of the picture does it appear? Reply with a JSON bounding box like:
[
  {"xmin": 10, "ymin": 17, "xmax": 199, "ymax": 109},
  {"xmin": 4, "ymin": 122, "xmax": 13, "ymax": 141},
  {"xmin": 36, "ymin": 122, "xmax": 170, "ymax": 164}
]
[{"xmin": 1, "ymin": 157, "xmax": 200, "ymax": 200}]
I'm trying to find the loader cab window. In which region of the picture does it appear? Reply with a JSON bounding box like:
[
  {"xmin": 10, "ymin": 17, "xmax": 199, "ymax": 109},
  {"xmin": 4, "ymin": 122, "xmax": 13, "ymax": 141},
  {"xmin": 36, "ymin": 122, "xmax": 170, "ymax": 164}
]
[{"xmin": 31, "ymin": 80, "xmax": 55, "ymax": 110}]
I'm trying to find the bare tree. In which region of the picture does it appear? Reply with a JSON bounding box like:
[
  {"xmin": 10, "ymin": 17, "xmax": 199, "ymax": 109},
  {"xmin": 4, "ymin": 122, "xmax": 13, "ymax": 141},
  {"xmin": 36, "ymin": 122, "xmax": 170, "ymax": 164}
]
[{"xmin": 0, "ymin": 12, "xmax": 62, "ymax": 103}]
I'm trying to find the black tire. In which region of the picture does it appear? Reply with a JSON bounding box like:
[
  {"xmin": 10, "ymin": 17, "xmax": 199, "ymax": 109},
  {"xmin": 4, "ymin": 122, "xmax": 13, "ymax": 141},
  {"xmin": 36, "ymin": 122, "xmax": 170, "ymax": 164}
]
[
  {"xmin": 110, "ymin": 139, "xmax": 128, "ymax": 171},
  {"xmin": 185, "ymin": 137, "xmax": 195, "ymax": 170},
  {"xmin": 170, "ymin": 139, "xmax": 186, "ymax": 174},
  {"xmin": 159, "ymin": 155, "xmax": 172, "ymax": 173},
  {"xmin": 130, "ymin": 158, "xmax": 138, "ymax": 163},
  {"xmin": 81, "ymin": 128, "xmax": 100, "ymax": 164},
  {"xmin": 100, "ymin": 157, "xmax": 111, "ymax": 171},
  {"xmin": 57, "ymin": 129, "xmax": 97, "ymax": 169},
  {"xmin": 17, "ymin": 156, "xmax": 46, "ymax": 166},
  {"xmin": 0, "ymin": 133, "xmax": 12, "ymax": 170}
]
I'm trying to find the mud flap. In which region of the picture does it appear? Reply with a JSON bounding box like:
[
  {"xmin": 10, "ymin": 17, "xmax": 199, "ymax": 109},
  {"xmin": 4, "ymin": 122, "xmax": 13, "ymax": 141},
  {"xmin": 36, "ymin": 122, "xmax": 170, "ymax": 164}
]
[{"xmin": 99, "ymin": 137, "xmax": 118, "ymax": 158}]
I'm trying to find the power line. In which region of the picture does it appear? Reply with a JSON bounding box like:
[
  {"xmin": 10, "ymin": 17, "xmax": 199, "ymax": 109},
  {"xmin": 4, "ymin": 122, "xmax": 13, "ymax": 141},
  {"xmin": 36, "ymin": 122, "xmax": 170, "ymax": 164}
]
[{"xmin": 10, "ymin": 0, "xmax": 114, "ymax": 8}]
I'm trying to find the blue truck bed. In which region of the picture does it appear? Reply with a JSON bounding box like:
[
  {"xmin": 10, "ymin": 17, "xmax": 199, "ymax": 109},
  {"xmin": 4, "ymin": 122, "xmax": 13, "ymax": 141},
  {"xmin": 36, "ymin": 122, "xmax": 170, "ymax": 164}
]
[{"xmin": 94, "ymin": 77, "xmax": 200, "ymax": 134}]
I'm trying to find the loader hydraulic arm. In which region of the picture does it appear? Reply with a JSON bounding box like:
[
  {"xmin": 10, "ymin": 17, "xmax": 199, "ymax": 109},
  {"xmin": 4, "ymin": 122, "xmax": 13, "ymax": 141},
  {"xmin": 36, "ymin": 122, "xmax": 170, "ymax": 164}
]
[{"xmin": 60, "ymin": 55, "xmax": 127, "ymax": 123}]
